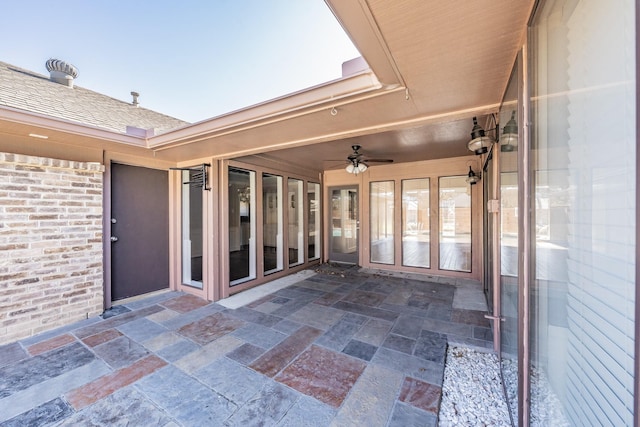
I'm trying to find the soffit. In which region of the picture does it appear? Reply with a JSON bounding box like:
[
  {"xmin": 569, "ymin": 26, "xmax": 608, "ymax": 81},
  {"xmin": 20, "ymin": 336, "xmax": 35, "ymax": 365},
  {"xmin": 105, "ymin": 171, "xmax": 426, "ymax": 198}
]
[
  {"xmin": 0, "ymin": 108, "xmax": 158, "ymax": 162},
  {"xmin": 150, "ymin": 0, "xmax": 533, "ymax": 169}
]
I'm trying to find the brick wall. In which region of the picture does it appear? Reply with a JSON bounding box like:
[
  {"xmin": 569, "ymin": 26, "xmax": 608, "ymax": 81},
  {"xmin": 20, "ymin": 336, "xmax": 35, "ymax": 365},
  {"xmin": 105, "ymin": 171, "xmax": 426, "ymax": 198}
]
[{"xmin": 0, "ymin": 152, "xmax": 104, "ymax": 345}]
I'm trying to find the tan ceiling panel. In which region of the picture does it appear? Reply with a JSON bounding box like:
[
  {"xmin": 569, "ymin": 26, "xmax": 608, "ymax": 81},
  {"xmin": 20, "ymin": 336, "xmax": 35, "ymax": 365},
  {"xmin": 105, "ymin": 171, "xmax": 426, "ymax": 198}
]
[{"xmin": 365, "ymin": 0, "xmax": 532, "ymax": 114}]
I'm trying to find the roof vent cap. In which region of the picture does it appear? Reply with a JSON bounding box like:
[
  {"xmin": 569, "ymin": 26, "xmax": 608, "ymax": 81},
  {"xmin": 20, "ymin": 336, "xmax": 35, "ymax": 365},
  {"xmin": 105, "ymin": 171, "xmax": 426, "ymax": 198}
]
[{"xmin": 45, "ymin": 59, "xmax": 78, "ymax": 88}]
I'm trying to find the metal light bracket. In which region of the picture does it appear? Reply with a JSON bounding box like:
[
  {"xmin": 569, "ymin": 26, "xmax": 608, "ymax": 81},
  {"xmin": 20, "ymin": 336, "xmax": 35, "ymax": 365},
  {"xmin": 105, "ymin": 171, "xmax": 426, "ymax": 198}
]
[{"xmin": 170, "ymin": 163, "xmax": 211, "ymax": 191}]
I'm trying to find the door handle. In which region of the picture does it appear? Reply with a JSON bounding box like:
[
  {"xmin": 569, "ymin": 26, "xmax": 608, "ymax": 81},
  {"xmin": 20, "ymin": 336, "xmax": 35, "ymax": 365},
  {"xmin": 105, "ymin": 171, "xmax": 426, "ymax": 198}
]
[{"xmin": 110, "ymin": 236, "xmax": 118, "ymax": 242}]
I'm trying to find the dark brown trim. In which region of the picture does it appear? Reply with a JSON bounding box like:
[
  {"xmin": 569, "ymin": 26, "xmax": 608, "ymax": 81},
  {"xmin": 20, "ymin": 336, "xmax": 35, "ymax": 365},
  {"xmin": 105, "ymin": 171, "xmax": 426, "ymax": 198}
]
[{"xmin": 103, "ymin": 160, "xmax": 113, "ymax": 310}]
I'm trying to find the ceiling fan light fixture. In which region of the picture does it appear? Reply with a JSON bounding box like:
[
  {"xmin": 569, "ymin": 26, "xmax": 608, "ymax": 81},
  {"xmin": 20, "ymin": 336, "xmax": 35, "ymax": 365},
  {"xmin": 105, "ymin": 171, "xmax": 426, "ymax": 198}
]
[
  {"xmin": 346, "ymin": 162, "xmax": 367, "ymax": 175},
  {"xmin": 341, "ymin": 144, "xmax": 390, "ymax": 175}
]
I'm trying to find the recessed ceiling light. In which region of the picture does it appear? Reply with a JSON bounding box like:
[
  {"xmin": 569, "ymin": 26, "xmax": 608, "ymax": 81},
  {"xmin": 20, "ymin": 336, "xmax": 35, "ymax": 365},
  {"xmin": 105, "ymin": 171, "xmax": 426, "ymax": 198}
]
[{"xmin": 28, "ymin": 133, "xmax": 49, "ymax": 139}]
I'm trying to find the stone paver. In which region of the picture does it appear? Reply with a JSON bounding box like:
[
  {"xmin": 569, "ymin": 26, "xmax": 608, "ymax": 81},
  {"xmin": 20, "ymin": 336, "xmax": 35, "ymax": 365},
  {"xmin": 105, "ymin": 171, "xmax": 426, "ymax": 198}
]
[
  {"xmin": 136, "ymin": 365, "xmax": 236, "ymax": 426},
  {"xmin": 0, "ymin": 342, "xmax": 28, "ymax": 368},
  {"xmin": 331, "ymin": 363, "xmax": 403, "ymax": 426},
  {"xmin": 224, "ymin": 381, "xmax": 299, "ymax": 426},
  {"xmin": 0, "ymin": 266, "xmax": 492, "ymax": 426},
  {"xmin": 0, "ymin": 342, "xmax": 95, "ymax": 399},
  {"xmin": 2, "ymin": 397, "xmax": 74, "ymax": 427},
  {"xmin": 0, "ymin": 360, "xmax": 111, "ymax": 422},
  {"xmin": 58, "ymin": 387, "xmax": 173, "ymax": 427},
  {"xmin": 65, "ymin": 355, "xmax": 167, "ymax": 409},
  {"xmin": 26, "ymin": 334, "xmax": 76, "ymax": 356},
  {"xmin": 275, "ymin": 345, "xmax": 366, "ymax": 408},
  {"xmin": 195, "ymin": 357, "xmax": 268, "ymax": 406}
]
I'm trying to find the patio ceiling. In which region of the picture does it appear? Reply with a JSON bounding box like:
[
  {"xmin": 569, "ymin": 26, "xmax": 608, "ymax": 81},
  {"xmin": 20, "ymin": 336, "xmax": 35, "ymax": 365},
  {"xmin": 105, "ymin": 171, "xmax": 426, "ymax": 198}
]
[
  {"xmin": 153, "ymin": 0, "xmax": 534, "ymax": 168},
  {"xmin": 0, "ymin": 0, "xmax": 534, "ymax": 168}
]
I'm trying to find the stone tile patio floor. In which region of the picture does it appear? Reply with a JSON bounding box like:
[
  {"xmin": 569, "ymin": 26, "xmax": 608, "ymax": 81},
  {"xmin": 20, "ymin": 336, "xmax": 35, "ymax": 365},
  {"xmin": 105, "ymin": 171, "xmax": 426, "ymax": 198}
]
[{"xmin": 0, "ymin": 264, "xmax": 492, "ymax": 426}]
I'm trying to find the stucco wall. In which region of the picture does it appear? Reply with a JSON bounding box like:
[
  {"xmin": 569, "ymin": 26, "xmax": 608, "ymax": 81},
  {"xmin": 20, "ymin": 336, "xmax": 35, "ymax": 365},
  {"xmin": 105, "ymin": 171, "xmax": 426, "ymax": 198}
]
[{"xmin": 0, "ymin": 152, "xmax": 104, "ymax": 345}]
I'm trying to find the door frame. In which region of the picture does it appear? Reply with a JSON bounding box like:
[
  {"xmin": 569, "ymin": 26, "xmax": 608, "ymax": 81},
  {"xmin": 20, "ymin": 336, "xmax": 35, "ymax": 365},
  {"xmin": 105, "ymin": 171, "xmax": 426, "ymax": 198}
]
[
  {"xmin": 103, "ymin": 154, "xmax": 175, "ymax": 309},
  {"xmin": 328, "ymin": 185, "xmax": 360, "ymax": 264}
]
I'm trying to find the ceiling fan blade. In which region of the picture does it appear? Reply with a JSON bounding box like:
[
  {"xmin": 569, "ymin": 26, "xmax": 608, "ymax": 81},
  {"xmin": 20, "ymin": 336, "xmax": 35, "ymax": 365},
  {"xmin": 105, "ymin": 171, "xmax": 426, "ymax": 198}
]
[{"xmin": 365, "ymin": 159, "xmax": 394, "ymax": 163}]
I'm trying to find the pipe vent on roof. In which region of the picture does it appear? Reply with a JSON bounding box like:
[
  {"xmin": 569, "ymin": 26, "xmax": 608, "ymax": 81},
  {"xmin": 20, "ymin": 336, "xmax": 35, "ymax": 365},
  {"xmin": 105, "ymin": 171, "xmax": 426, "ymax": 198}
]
[{"xmin": 45, "ymin": 59, "xmax": 78, "ymax": 88}]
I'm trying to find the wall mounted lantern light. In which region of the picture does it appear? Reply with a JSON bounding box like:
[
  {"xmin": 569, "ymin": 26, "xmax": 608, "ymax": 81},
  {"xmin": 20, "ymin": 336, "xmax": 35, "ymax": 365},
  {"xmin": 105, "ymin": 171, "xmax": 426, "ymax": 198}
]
[
  {"xmin": 500, "ymin": 110, "xmax": 518, "ymax": 152},
  {"xmin": 468, "ymin": 116, "xmax": 496, "ymax": 155},
  {"xmin": 465, "ymin": 166, "xmax": 481, "ymax": 185}
]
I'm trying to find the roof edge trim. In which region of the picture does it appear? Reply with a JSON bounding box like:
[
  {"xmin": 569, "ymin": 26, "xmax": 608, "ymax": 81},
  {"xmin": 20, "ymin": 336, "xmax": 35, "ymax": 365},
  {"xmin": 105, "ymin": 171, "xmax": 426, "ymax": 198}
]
[
  {"xmin": 148, "ymin": 69, "xmax": 385, "ymax": 150},
  {"xmin": 0, "ymin": 106, "xmax": 147, "ymax": 147}
]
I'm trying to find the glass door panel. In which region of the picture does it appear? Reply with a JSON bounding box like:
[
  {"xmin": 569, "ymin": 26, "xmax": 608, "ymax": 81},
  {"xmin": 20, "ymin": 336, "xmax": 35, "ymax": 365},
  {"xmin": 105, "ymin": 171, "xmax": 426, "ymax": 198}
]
[
  {"xmin": 308, "ymin": 182, "xmax": 321, "ymax": 261},
  {"xmin": 483, "ymin": 152, "xmax": 495, "ymax": 304},
  {"xmin": 498, "ymin": 61, "xmax": 520, "ymax": 423},
  {"xmin": 528, "ymin": 1, "xmax": 636, "ymax": 424},
  {"xmin": 263, "ymin": 173, "xmax": 283, "ymax": 275},
  {"xmin": 500, "ymin": 168, "xmax": 519, "ymax": 419},
  {"xmin": 329, "ymin": 187, "xmax": 358, "ymax": 264},
  {"xmin": 370, "ymin": 181, "xmax": 394, "ymax": 264},
  {"xmin": 402, "ymin": 178, "xmax": 430, "ymax": 268},
  {"xmin": 438, "ymin": 176, "xmax": 471, "ymax": 272},
  {"xmin": 288, "ymin": 178, "xmax": 304, "ymax": 266},
  {"xmin": 181, "ymin": 169, "xmax": 203, "ymax": 289},
  {"xmin": 229, "ymin": 167, "xmax": 256, "ymax": 285}
]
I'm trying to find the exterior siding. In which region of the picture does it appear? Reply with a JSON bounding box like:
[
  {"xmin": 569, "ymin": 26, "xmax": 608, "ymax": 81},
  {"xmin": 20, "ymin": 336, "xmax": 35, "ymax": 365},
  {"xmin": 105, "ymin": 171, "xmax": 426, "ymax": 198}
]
[{"xmin": 0, "ymin": 152, "xmax": 104, "ymax": 345}]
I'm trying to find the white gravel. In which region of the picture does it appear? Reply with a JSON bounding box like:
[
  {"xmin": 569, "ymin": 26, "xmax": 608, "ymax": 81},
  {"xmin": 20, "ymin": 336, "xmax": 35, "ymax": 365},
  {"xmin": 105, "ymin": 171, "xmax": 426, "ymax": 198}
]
[
  {"xmin": 501, "ymin": 358, "xmax": 570, "ymax": 427},
  {"xmin": 439, "ymin": 346, "xmax": 511, "ymax": 427}
]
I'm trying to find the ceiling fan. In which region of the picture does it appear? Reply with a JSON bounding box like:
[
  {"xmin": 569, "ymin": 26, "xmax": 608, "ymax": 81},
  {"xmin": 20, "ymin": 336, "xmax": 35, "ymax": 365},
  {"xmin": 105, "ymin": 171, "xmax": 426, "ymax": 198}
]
[{"xmin": 339, "ymin": 144, "xmax": 393, "ymax": 174}]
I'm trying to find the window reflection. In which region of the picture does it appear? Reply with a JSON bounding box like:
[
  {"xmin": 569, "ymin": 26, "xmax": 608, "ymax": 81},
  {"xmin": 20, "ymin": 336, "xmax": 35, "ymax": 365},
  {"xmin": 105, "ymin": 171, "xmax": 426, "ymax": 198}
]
[
  {"xmin": 370, "ymin": 181, "xmax": 394, "ymax": 264},
  {"xmin": 229, "ymin": 167, "xmax": 256, "ymax": 284},
  {"xmin": 438, "ymin": 176, "xmax": 471, "ymax": 272},
  {"xmin": 288, "ymin": 178, "xmax": 304, "ymax": 266},
  {"xmin": 181, "ymin": 169, "xmax": 203, "ymax": 289},
  {"xmin": 402, "ymin": 178, "xmax": 430, "ymax": 268},
  {"xmin": 308, "ymin": 183, "xmax": 320, "ymax": 261},
  {"xmin": 263, "ymin": 173, "xmax": 283, "ymax": 275}
]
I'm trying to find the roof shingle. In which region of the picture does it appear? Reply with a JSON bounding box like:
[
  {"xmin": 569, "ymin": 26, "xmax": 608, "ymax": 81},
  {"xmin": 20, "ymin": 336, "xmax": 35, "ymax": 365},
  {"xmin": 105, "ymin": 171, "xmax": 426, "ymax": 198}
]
[{"xmin": 0, "ymin": 61, "xmax": 189, "ymax": 135}]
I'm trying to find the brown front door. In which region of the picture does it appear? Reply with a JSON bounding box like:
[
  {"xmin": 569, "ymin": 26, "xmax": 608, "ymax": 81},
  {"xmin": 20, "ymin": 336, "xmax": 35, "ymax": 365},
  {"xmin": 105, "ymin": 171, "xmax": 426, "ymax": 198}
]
[{"xmin": 110, "ymin": 163, "xmax": 169, "ymax": 300}]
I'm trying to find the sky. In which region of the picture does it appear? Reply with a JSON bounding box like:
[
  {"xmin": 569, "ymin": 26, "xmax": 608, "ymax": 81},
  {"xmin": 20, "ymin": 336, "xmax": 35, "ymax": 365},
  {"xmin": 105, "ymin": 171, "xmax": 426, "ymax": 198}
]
[{"xmin": 0, "ymin": 0, "xmax": 361, "ymax": 123}]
